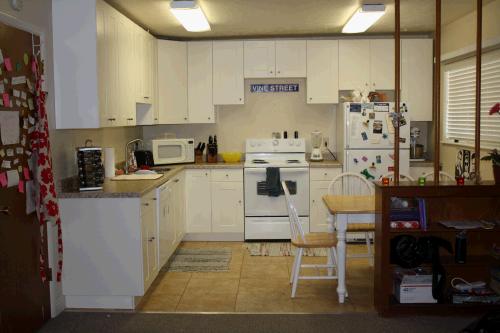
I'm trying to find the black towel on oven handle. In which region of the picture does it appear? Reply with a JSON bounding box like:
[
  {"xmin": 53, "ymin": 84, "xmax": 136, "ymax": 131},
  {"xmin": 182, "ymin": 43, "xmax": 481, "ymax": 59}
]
[{"xmin": 266, "ymin": 167, "xmax": 281, "ymax": 197}]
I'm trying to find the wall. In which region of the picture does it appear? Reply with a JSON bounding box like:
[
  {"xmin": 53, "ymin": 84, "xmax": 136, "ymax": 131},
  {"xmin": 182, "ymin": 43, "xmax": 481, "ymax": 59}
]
[
  {"xmin": 143, "ymin": 78, "xmax": 336, "ymax": 154},
  {"xmin": 440, "ymin": 0, "xmax": 500, "ymax": 181}
]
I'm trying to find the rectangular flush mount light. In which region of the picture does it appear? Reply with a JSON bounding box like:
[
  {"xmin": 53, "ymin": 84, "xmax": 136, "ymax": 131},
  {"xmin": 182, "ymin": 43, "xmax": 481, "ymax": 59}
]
[
  {"xmin": 170, "ymin": 0, "xmax": 211, "ymax": 32},
  {"xmin": 342, "ymin": 4, "xmax": 385, "ymax": 33}
]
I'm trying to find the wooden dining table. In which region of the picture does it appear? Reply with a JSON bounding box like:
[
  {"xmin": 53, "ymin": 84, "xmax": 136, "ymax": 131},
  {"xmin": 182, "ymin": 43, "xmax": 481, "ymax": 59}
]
[{"xmin": 322, "ymin": 195, "xmax": 376, "ymax": 303}]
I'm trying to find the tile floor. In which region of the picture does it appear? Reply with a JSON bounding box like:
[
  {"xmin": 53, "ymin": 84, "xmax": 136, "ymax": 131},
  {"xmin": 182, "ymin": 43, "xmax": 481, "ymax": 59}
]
[{"xmin": 137, "ymin": 241, "xmax": 374, "ymax": 313}]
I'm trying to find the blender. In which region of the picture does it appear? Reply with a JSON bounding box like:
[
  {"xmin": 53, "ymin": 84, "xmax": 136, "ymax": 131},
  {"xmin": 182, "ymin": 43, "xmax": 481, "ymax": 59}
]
[{"xmin": 310, "ymin": 131, "xmax": 323, "ymax": 161}]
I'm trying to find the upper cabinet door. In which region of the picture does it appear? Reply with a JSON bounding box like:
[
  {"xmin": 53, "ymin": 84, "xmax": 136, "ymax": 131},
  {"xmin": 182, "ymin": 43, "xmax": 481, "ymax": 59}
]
[
  {"xmin": 244, "ymin": 40, "xmax": 276, "ymax": 78},
  {"xmin": 157, "ymin": 40, "xmax": 188, "ymax": 124},
  {"xmin": 213, "ymin": 41, "xmax": 244, "ymax": 105},
  {"xmin": 275, "ymin": 40, "xmax": 306, "ymax": 77},
  {"xmin": 119, "ymin": 17, "xmax": 136, "ymax": 126},
  {"xmin": 370, "ymin": 39, "xmax": 395, "ymax": 90},
  {"xmin": 306, "ymin": 40, "xmax": 339, "ymax": 104},
  {"xmin": 102, "ymin": 7, "xmax": 121, "ymax": 127},
  {"xmin": 187, "ymin": 41, "xmax": 214, "ymax": 123},
  {"xmin": 339, "ymin": 40, "xmax": 370, "ymax": 90},
  {"xmin": 401, "ymin": 39, "xmax": 433, "ymax": 121}
]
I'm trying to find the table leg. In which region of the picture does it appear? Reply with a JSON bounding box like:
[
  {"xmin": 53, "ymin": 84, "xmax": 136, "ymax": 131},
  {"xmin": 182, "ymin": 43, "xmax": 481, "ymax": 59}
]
[
  {"xmin": 336, "ymin": 215, "xmax": 347, "ymax": 304},
  {"xmin": 326, "ymin": 213, "xmax": 335, "ymax": 275}
]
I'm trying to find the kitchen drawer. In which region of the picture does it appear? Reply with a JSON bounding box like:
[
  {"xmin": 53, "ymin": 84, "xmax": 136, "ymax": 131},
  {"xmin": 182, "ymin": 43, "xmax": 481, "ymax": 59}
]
[
  {"xmin": 211, "ymin": 169, "xmax": 243, "ymax": 182},
  {"xmin": 141, "ymin": 190, "xmax": 156, "ymax": 216},
  {"xmin": 310, "ymin": 168, "xmax": 341, "ymax": 182}
]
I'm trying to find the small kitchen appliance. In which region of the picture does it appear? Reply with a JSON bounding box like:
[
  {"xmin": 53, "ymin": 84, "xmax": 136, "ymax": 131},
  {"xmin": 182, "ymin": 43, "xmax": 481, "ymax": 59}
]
[
  {"xmin": 410, "ymin": 127, "xmax": 424, "ymax": 160},
  {"xmin": 310, "ymin": 131, "xmax": 324, "ymax": 161},
  {"xmin": 151, "ymin": 138, "xmax": 195, "ymax": 165},
  {"xmin": 134, "ymin": 150, "xmax": 154, "ymax": 168}
]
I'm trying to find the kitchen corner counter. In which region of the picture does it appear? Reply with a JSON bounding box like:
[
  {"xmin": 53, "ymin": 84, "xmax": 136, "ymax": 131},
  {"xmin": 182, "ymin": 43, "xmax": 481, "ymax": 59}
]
[
  {"xmin": 308, "ymin": 159, "xmax": 343, "ymax": 168},
  {"xmin": 58, "ymin": 161, "xmax": 244, "ymax": 199}
]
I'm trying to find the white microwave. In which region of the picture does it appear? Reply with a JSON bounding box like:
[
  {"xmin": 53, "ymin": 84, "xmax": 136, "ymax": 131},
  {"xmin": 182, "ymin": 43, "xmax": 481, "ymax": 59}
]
[{"xmin": 152, "ymin": 138, "xmax": 195, "ymax": 165}]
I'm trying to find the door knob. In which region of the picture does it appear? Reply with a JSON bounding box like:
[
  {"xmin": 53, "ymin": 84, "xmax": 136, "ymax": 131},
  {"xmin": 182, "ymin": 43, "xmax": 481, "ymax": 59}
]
[{"xmin": 0, "ymin": 207, "xmax": 10, "ymax": 215}]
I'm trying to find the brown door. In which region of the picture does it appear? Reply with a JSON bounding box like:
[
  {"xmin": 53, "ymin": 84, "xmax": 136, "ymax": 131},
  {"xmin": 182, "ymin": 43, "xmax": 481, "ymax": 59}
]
[{"xmin": 0, "ymin": 22, "xmax": 51, "ymax": 333}]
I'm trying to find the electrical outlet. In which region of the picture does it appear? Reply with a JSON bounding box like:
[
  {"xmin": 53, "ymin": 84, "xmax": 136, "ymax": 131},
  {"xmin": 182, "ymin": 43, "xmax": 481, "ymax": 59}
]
[{"xmin": 324, "ymin": 137, "xmax": 330, "ymax": 148}]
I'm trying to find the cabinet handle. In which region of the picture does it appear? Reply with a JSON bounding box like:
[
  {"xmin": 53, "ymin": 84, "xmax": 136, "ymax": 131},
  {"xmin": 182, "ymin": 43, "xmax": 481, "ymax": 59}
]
[
  {"xmin": 312, "ymin": 199, "xmax": 315, "ymax": 203},
  {"xmin": 239, "ymin": 98, "xmax": 242, "ymax": 101},
  {"xmin": 184, "ymin": 117, "xmax": 188, "ymax": 120},
  {"xmin": 225, "ymin": 174, "xmax": 229, "ymax": 177},
  {"xmin": 277, "ymin": 70, "xmax": 281, "ymax": 74},
  {"xmin": 154, "ymin": 118, "xmax": 158, "ymax": 121},
  {"xmin": 238, "ymin": 200, "xmax": 242, "ymax": 204},
  {"xmin": 174, "ymin": 179, "xmax": 179, "ymax": 183},
  {"xmin": 0, "ymin": 206, "xmax": 11, "ymax": 215},
  {"xmin": 208, "ymin": 117, "xmax": 211, "ymax": 120},
  {"xmin": 269, "ymin": 70, "xmax": 273, "ymax": 74},
  {"xmin": 152, "ymin": 198, "xmax": 157, "ymax": 201},
  {"xmin": 148, "ymin": 236, "xmax": 155, "ymax": 242},
  {"xmin": 144, "ymin": 96, "xmax": 150, "ymax": 99},
  {"xmin": 127, "ymin": 118, "xmax": 133, "ymax": 121},
  {"xmin": 205, "ymin": 173, "xmax": 208, "ymax": 176},
  {"xmin": 143, "ymin": 203, "xmax": 149, "ymax": 206},
  {"xmin": 309, "ymin": 97, "xmax": 312, "ymax": 100},
  {"xmin": 108, "ymin": 118, "xmax": 115, "ymax": 121}
]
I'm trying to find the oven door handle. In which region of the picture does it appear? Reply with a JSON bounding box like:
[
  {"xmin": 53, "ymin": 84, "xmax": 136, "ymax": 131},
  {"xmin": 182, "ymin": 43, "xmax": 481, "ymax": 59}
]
[{"xmin": 245, "ymin": 168, "xmax": 309, "ymax": 174}]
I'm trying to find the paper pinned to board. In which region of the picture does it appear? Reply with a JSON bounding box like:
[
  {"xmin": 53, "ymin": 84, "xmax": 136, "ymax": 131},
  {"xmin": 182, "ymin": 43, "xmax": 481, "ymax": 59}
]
[
  {"xmin": 12, "ymin": 76, "xmax": 26, "ymax": 85},
  {"xmin": 2, "ymin": 93, "xmax": 10, "ymax": 107},
  {"xmin": 6, "ymin": 169, "xmax": 19, "ymax": 187},
  {"xmin": 26, "ymin": 180, "xmax": 36, "ymax": 214},
  {"xmin": 0, "ymin": 111, "xmax": 20, "ymax": 145},
  {"xmin": 386, "ymin": 114, "xmax": 395, "ymax": 134},
  {"xmin": 4, "ymin": 57, "xmax": 12, "ymax": 71},
  {"xmin": 1, "ymin": 160, "xmax": 11, "ymax": 169},
  {"xmin": 370, "ymin": 135, "xmax": 381, "ymax": 144},
  {"xmin": 0, "ymin": 172, "xmax": 7, "ymax": 187}
]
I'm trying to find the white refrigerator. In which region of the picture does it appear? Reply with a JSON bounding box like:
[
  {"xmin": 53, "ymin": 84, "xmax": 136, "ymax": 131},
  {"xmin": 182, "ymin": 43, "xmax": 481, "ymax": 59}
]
[
  {"xmin": 337, "ymin": 102, "xmax": 411, "ymax": 181},
  {"xmin": 336, "ymin": 102, "xmax": 411, "ymax": 242}
]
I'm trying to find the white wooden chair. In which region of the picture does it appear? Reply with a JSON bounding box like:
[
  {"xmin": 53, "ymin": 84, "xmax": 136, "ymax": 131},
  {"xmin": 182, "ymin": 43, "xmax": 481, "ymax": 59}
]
[
  {"xmin": 328, "ymin": 172, "xmax": 375, "ymax": 266},
  {"xmin": 380, "ymin": 172, "xmax": 415, "ymax": 182},
  {"xmin": 422, "ymin": 171, "xmax": 455, "ymax": 182},
  {"xmin": 282, "ymin": 181, "xmax": 338, "ymax": 298}
]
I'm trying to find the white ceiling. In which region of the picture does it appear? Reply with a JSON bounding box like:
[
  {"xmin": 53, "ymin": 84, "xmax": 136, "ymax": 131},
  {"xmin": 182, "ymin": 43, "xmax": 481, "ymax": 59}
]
[{"xmin": 106, "ymin": 0, "xmax": 484, "ymax": 39}]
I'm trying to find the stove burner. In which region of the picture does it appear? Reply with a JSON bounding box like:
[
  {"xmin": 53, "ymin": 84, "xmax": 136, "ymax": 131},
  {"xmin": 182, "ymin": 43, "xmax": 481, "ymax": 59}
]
[
  {"xmin": 287, "ymin": 160, "xmax": 301, "ymax": 164},
  {"xmin": 252, "ymin": 159, "xmax": 269, "ymax": 164}
]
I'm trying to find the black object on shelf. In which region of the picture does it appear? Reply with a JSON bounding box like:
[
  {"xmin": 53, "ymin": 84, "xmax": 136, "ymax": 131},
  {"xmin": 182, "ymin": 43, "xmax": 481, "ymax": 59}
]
[
  {"xmin": 455, "ymin": 231, "xmax": 467, "ymax": 264},
  {"xmin": 77, "ymin": 146, "xmax": 104, "ymax": 191}
]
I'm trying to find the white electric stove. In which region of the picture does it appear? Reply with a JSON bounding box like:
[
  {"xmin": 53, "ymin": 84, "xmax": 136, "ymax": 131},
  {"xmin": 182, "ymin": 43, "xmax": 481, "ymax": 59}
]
[{"xmin": 244, "ymin": 139, "xmax": 310, "ymax": 240}]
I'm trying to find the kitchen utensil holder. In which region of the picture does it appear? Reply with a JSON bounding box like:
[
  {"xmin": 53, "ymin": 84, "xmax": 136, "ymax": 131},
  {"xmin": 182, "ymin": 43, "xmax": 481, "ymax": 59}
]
[{"xmin": 195, "ymin": 151, "xmax": 203, "ymax": 164}]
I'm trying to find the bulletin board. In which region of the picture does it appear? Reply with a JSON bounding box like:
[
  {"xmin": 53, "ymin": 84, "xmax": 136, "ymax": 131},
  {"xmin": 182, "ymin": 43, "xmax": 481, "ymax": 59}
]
[{"xmin": 0, "ymin": 22, "xmax": 39, "ymax": 191}]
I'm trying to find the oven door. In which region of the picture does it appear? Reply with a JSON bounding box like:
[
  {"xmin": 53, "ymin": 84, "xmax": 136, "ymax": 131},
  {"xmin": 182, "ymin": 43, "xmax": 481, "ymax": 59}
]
[
  {"xmin": 152, "ymin": 141, "xmax": 187, "ymax": 165},
  {"xmin": 244, "ymin": 167, "xmax": 309, "ymax": 216}
]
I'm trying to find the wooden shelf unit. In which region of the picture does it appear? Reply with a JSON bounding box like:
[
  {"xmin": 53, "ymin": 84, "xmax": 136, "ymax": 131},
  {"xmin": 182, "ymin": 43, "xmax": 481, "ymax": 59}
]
[{"xmin": 374, "ymin": 182, "xmax": 500, "ymax": 316}]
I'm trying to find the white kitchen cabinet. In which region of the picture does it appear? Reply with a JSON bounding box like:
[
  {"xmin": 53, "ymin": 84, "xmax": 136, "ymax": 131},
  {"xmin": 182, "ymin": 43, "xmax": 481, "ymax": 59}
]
[
  {"xmin": 185, "ymin": 169, "xmax": 212, "ymax": 233},
  {"xmin": 401, "ymin": 39, "xmax": 433, "ymax": 121},
  {"xmin": 135, "ymin": 29, "xmax": 154, "ymax": 105},
  {"xmin": 157, "ymin": 40, "xmax": 188, "ymax": 124},
  {"xmin": 53, "ymin": 0, "xmax": 154, "ymax": 129},
  {"xmin": 370, "ymin": 39, "xmax": 395, "ymax": 90},
  {"xmin": 136, "ymin": 34, "xmax": 158, "ymax": 126},
  {"xmin": 213, "ymin": 41, "xmax": 245, "ymax": 105},
  {"xmin": 309, "ymin": 168, "xmax": 342, "ymax": 232},
  {"xmin": 211, "ymin": 181, "xmax": 244, "ymax": 233},
  {"xmin": 306, "ymin": 40, "xmax": 339, "ymax": 104},
  {"xmin": 339, "ymin": 40, "xmax": 371, "ymax": 90},
  {"xmin": 339, "ymin": 39, "xmax": 395, "ymax": 91},
  {"xmin": 188, "ymin": 41, "xmax": 214, "ymax": 123},
  {"xmin": 275, "ymin": 40, "xmax": 306, "ymax": 77},
  {"xmin": 59, "ymin": 187, "xmax": 159, "ymax": 309},
  {"xmin": 173, "ymin": 174, "xmax": 186, "ymax": 242},
  {"xmin": 244, "ymin": 40, "xmax": 276, "ymax": 78}
]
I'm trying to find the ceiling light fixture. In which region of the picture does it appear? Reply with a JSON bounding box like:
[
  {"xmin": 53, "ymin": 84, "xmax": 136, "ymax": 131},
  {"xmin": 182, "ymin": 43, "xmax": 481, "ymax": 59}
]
[
  {"xmin": 342, "ymin": 4, "xmax": 386, "ymax": 34},
  {"xmin": 170, "ymin": 0, "xmax": 211, "ymax": 32}
]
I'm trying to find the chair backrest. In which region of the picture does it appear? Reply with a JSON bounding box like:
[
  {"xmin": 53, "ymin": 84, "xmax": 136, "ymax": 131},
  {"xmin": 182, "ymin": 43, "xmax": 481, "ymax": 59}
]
[
  {"xmin": 380, "ymin": 172, "xmax": 415, "ymax": 182},
  {"xmin": 281, "ymin": 181, "xmax": 305, "ymax": 242},
  {"xmin": 422, "ymin": 171, "xmax": 455, "ymax": 182},
  {"xmin": 328, "ymin": 172, "xmax": 375, "ymax": 196}
]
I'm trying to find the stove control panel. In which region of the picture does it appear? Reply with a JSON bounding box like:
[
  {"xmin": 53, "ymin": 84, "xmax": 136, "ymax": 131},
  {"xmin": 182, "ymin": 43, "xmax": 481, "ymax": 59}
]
[{"xmin": 246, "ymin": 139, "xmax": 306, "ymax": 153}]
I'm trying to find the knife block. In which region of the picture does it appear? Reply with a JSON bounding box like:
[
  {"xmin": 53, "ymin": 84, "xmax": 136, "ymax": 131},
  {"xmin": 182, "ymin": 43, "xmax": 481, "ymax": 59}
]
[
  {"xmin": 206, "ymin": 152, "xmax": 217, "ymax": 163},
  {"xmin": 195, "ymin": 151, "xmax": 203, "ymax": 164}
]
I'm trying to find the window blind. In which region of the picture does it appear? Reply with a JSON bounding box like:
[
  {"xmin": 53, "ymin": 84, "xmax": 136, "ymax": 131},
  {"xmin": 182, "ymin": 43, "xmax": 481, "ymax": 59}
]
[{"xmin": 445, "ymin": 58, "xmax": 500, "ymax": 147}]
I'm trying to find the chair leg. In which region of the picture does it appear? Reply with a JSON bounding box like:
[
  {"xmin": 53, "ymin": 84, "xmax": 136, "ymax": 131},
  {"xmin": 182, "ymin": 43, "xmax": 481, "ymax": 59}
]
[
  {"xmin": 290, "ymin": 250, "xmax": 300, "ymax": 284},
  {"xmin": 291, "ymin": 248, "xmax": 303, "ymax": 298},
  {"xmin": 365, "ymin": 232, "xmax": 374, "ymax": 266}
]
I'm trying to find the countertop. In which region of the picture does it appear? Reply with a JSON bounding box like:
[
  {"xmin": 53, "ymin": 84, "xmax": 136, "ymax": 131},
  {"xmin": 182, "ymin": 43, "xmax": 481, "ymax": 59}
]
[
  {"xmin": 59, "ymin": 159, "xmax": 343, "ymax": 199},
  {"xmin": 59, "ymin": 161, "xmax": 245, "ymax": 199}
]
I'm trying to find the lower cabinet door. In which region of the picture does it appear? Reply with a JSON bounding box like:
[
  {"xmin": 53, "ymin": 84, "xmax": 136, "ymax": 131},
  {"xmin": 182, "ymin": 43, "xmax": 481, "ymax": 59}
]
[
  {"xmin": 211, "ymin": 181, "xmax": 244, "ymax": 233},
  {"xmin": 141, "ymin": 207, "xmax": 157, "ymax": 291},
  {"xmin": 141, "ymin": 213, "xmax": 151, "ymax": 290},
  {"xmin": 185, "ymin": 170, "xmax": 212, "ymax": 233},
  {"xmin": 309, "ymin": 181, "xmax": 331, "ymax": 232}
]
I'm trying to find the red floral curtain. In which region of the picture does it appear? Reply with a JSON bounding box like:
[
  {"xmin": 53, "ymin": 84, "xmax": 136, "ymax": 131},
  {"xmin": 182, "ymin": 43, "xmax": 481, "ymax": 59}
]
[{"xmin": 30, "ymin": 59, "xmax": 63, "ymax": 282}]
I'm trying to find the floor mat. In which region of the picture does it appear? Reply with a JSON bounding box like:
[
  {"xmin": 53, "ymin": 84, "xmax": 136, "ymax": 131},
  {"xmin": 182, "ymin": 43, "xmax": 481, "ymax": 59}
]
[
  {"xmin": 245, "ymin": 242, "xmax": 328, "ymax": 256},
  {"xmin": 163, "ymin": 248, "xmax": 232, "ymax": 272}
]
